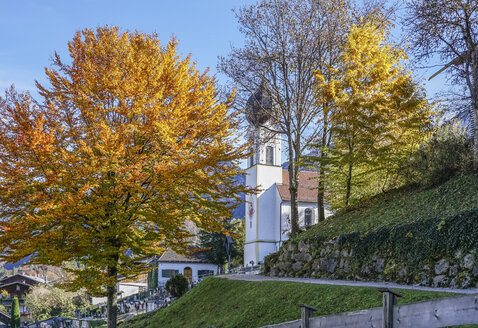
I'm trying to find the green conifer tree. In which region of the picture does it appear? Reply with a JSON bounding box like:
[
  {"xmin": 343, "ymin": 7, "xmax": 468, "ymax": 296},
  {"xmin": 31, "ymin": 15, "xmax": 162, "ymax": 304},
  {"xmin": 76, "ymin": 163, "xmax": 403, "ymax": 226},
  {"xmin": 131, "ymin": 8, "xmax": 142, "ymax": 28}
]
[
  {"xmin": 147, "ymin": 270, "xmax": 152, "ymax": 290},
  {"xmin": 10, "ymin": 296, "xmax": 20, "ymax": 328},
  {"xmin": 152, "ymin": 267, "xmax": 158, "ymax": 290}
]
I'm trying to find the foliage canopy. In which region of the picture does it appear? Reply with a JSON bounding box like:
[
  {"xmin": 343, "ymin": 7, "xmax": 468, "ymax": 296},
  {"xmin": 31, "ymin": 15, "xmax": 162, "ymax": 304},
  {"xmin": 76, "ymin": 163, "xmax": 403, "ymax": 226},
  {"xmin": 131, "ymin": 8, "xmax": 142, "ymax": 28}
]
[
  {"xmin": 0, "ymin": 26, "xmax": 250, "ymax": 327},
  {"xmin": 219, "ymin": 0, "xmax": 353, "ymax": 235},
  {"xmin": 314, "ymin": 15, "xmax": 433, "ymax": 207}
]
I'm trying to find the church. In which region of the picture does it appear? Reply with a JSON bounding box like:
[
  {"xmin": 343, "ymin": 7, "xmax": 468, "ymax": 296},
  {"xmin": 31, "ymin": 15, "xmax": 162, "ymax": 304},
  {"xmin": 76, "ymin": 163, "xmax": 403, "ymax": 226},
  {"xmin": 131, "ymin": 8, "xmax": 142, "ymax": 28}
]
[{"xmin": 243, "ymin": 88, "xmax": 332, "ymax": 266}]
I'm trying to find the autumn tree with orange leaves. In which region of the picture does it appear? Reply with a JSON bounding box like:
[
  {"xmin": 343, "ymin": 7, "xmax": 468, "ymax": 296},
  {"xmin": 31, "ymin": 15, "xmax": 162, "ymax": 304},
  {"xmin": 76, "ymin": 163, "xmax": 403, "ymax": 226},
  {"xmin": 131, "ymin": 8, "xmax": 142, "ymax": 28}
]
[{"xmin": 0, "ymin": 26, "xmax": 250, "ymax": 328}]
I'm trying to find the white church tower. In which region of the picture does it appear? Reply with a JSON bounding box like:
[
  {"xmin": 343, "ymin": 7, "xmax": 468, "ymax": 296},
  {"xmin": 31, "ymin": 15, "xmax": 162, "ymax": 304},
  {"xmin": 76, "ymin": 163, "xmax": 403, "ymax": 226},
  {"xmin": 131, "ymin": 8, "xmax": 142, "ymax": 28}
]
[
  {"xmin": 244, "ymin": 86, "xmax": 283, "ymax": 266},
  {"xmin": 243, "ymin": 86, "xmax": 329, "ymax": 267}
]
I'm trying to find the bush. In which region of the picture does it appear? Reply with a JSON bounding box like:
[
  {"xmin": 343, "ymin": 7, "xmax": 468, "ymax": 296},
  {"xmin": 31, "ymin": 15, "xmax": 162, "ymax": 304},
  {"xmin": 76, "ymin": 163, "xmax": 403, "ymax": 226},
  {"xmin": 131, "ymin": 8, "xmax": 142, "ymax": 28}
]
[
  {"xmin": 404, "ymin": 122, "xmax": 472, "ymax": 188},
  {"xmin": 24, "ymin": 285, "xmax": 90, "ymax": 321},
  {"xmin": 165, "ymin": 274, "xmax": 189, "ymax": 298},
  {"xmin": 87, "ymin": 319, "xmax": 106, "ymax": 328}
]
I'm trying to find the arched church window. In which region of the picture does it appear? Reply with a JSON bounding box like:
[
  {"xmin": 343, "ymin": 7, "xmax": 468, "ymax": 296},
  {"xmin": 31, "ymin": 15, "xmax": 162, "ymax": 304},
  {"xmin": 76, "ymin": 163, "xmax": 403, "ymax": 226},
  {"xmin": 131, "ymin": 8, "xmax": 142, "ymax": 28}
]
[
  {"xmin": 266, "ymin": 146, "xmax": 274, "ymax": 165},
  {"xmin": 304, "ymin": 208, "xmax": 313, "ymax": 227}
]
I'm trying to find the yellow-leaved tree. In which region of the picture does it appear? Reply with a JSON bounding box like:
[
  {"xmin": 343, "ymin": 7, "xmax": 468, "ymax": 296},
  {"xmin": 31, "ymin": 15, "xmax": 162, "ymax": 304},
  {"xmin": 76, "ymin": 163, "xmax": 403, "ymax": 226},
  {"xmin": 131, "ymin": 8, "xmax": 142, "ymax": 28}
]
[
  {"xmin": 314, "ymin": 15, "xmax": 433, "ymax": 208},
  {"xmin": 0, "ymin": 26, "xmax": 250, "ymax": 328}
]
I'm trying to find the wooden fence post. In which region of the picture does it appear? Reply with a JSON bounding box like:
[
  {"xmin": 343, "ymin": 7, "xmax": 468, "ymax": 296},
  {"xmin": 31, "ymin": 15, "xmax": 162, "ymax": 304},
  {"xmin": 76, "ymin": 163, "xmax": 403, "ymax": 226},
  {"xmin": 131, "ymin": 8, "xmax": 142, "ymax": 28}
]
[
  {"xmin": 378, "ymin": 288, "xmax": 402, "ymax": 328},
  {"xmin": 297, "ymin": 303, "xmax": 318, "ymax": 328}
]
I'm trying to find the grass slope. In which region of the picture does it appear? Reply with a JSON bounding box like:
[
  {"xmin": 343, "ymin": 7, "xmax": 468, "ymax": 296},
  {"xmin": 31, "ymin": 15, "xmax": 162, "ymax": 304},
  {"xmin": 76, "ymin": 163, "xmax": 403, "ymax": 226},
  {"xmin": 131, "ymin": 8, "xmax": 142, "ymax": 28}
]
[
  {"xmin": 300, "ymin": 173, "xmax": 478, "ymax": 241},
  {"xmin": 120, "ymin": 277, "xmax": 457, "ymax": 328}
]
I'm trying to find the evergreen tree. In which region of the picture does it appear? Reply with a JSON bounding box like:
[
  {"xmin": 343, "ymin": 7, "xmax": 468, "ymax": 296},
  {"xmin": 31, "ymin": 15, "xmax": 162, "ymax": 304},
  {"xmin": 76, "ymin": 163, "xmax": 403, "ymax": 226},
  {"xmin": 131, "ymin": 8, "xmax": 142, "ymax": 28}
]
[
  {"xmin": 199, "ymin": 219, "xmax": 244, "ymax": 270},
  {"xmin": 152, "ymin": 267, "xmax": 158, "ymax": 290},
  {"xmin": 147, "ymin": 264, "xmax": 158, "ymax": 290},
  {"xmin": 10, "ymin": 297, "xmax": 20, "ymax": 328},
  {"xmin": 147, "ymin": 270, "xmax": 152, "ymax": 290}
]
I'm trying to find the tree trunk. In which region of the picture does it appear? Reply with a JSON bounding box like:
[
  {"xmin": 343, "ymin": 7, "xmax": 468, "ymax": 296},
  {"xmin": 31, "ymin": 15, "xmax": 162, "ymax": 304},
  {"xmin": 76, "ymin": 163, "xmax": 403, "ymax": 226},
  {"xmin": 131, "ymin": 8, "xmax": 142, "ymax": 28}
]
[
  {"xmin": 472, "ymin": 49, "xmax": 478, "ymax": 167},
  {"xmin": 317, "ymin": 172, "xmax": 326, "ymax": 222},
  {"xmin": 473, "ymin": 106, "xmax": 478, "ymax": 167},
  {"xmin": 106, "ymin": 264, "xmax": 118, "ymax": 328},
  {"xmin": 317, "ymin": 140, "xmax": 328, "ymax": 222},
  {"xmin": 345, "ymin": 162, "xmax": 353, "ymax": 207},
  {"xmin": 289, "ymin": 168, "xmax": 299, "ymax": 236},
  {"xmin": 288, "ymin": 138, "xmax": 299, "ymax": 237}
]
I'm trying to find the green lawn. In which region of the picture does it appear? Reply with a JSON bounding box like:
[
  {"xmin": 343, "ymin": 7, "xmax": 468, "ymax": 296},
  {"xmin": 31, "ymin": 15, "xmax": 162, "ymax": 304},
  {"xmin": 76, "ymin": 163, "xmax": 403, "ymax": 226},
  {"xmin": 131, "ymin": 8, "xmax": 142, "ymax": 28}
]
[
  {"xmin": 299, "ymin": 173, "xmax": 478, "ymax": 241},
  {"xmin": 119, "ymin": 277, "xmax": 459, "ymax": 328},
  {"xmin": 118, "ymin": 174, "xmax": 478, "ymax": 328}
]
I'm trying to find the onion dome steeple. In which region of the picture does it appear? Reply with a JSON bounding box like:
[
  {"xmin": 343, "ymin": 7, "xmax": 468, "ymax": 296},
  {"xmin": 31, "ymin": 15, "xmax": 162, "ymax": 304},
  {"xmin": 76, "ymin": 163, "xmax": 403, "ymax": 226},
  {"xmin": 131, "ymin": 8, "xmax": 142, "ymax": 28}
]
[{"xmin": 245, "ymin": 85, "xmax": 273, "ymax": 127}]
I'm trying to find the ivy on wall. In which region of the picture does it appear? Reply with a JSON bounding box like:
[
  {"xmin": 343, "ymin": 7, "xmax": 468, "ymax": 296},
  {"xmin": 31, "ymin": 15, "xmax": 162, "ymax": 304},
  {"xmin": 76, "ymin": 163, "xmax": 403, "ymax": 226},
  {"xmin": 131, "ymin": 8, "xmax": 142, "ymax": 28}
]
[{"xmin": 336, "ymin": 208, "xmax": 478, "ymax": 265}]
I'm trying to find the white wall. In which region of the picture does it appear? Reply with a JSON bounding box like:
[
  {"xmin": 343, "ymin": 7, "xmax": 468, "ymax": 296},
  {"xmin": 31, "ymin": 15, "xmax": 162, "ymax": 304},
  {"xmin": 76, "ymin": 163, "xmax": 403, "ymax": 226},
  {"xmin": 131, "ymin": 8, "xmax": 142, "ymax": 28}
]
[
  {"xmin": 278, "ymin": 201, "xmax": 332, "ymax": 248},
  {"xmin": 157, "ymin": 262, "xmax": 217, "ymax": 286},
  {"xmin": 258, "ymin": 184, "xmax": 279, "ymax": 241},
  {"xmin": 244, "ymin": 164, "xmax": 282, "ymax": 266},
  {"xmin": 117, "ymin": 283, "xmax": 147, "ymax": 299},
  {"xmin": 247, "ymin": 124, "xmax": 281, "ymax": 167}
]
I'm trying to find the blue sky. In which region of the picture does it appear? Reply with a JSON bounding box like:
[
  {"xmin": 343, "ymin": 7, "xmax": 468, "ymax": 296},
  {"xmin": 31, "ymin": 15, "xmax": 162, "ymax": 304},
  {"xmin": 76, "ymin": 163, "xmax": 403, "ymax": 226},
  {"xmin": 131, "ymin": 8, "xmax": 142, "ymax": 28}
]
[
  {"xmin": 1, "ymin": 0, "xmax": 447, "ymax": 97},
  {"xmin": 0, "ymin": 0, "xmax": 256, "ymax": 92}
]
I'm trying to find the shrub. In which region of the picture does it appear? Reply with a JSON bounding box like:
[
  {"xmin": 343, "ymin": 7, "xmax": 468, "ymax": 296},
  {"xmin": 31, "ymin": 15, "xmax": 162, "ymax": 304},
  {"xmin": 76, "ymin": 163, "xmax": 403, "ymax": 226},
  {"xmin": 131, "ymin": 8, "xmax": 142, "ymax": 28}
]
[
  {"xmin": 24, "ymin": 285, "xmax": 90, "ymax": 321},
  {"xmin": 87, "ymin": 319, "xmax": 106, "ymax": 328},
  {"xmin": 165, "ymin": 274, "xmax": 189, "ymax": 298},
  {"xmin": 404, "ymin": 122, "xmax": 472, "ymax": 188}
]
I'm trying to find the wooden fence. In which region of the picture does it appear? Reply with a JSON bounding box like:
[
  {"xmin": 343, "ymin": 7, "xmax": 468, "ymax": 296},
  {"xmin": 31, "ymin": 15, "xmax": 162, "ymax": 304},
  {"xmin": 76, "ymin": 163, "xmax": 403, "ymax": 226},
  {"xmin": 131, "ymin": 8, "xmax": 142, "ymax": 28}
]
[{"xmin": 261, "ymin": 288, "xmax": 478, "ymax": 328}]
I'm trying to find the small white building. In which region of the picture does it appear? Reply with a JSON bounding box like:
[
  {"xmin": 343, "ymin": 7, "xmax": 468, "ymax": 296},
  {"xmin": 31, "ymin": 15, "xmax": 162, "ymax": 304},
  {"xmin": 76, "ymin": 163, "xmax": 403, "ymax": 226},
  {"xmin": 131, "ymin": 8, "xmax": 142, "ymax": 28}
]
[
  {"xmin": 91, "ymin": 281, "xmax": 148, "ymax": 305},
  {"xmin": 117, "ymin": 282, "xmax": 147, "ymax": 298},
  {"xmin": 157, "ymin": 249, "xmax": 217, "ymax": 286},
  {"xmin": 244, "ymin": 87, "xmax": 332, "ymax": 266}
]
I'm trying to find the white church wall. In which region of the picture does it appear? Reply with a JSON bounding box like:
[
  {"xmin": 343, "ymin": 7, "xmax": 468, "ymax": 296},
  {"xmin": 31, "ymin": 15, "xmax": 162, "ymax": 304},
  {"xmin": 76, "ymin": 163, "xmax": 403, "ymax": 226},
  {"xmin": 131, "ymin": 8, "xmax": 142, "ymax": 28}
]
[
  {"xmin": 157, "ymin": 262, "xmax": 217, "ymax": 286},
  {"xmin": 245, "ymin": 166, "xmax": 257, "ymax": 194},
  {"xmin": 248, "ymin": 123, "xmax": 281, "ymax": 167},
  {"xmin": 244, "ymin": 164, "xmax": 283, "ymax": 266},
  {"xmin": 258, "ymin": 243, "xmax": 278, "ymax": 265},
  {"xmin": 244, "ymin": 243, "xmax": 255, "ymax": 267},
  {"xmin": 255, "ymin": 165, "xmax": 283, "ymax": 195},
  {"xmin": 279, "ymin": 202, "xmax": 319, "ymax": 244},
  {"xmin": 324, "ymin": 206, "xmax": 334, "ymax": 218},
  {"xmin": 273, "ymin": 187, "xmax": 284, "ymax": 248},
  {"xmin": 254, "ymin": 184, "xmax": 281, "ymax": 265},
  {"xmin": 248, "ymin": 126, "xmax": 281, "ymax": 167},
  {"xmin": 247, "ymin": 196, "xmax": 334, "ymax": 264},
  {"xmin": 298, "ymin": 202, "xmax": 319, "ymax": 227},
  {"xmin": 245, "ymin": 166, "xmax": 257, "ymax": 246},
  {"xmin": 258, "ymin": 185, "xmax": 279, "ymax": 241},
  {"xmin": 280, "ymin": 203, "xmax": 291, "ymax": 247}
]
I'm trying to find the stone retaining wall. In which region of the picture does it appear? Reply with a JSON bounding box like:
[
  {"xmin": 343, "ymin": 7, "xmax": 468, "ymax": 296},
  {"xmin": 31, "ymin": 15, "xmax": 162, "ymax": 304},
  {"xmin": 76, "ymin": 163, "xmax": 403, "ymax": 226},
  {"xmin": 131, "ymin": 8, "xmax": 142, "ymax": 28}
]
[{"xmin": 265, "ymin": 238, "xmax": 478, "ymax": 289}]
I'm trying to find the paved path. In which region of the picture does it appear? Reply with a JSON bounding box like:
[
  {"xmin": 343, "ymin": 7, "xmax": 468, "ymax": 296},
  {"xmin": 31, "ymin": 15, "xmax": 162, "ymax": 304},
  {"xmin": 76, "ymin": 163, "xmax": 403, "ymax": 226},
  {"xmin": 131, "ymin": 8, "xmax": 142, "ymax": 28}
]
[{"xmin": 219, "ymin": 274, "xmax": 478, "ymax": 294}]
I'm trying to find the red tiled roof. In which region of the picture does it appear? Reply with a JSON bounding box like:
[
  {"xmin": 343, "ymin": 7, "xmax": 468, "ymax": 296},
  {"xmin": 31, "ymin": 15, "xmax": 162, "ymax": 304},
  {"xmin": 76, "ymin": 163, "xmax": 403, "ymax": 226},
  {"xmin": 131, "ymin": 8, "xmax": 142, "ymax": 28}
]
[
  {"xmin": 282, "ymin": 169, "xmax": 318, "ymax": 187},
  {"xmin": 277, "ymin": 185, "xmax": 317, "ymax": 202},
  {"xmin": 278, "ymin": 169, "xmax": 318, "ymax": 203}
]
